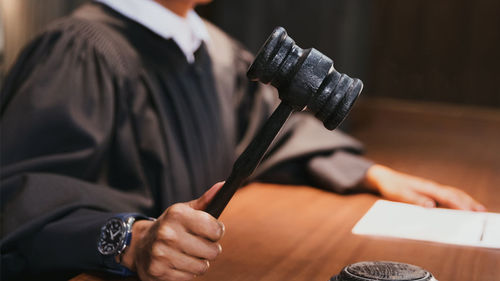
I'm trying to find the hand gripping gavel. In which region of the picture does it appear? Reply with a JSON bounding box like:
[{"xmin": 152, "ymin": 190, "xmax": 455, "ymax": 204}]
[{"xmin": 206, "ymin": 27, "xmax": 364, "ymax": 218}]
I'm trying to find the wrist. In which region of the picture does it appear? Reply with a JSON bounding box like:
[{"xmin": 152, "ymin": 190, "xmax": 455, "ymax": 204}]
[
  {"xmin": 97, "ymin": 213, "xmax": 156, "ymax": 276},
  {"xmin": 120, "ymin": 219, "xmax": 154, "ymax": 272},
  {"xmin": 362, "ymin": 164, "xmax": 390, "ymax": 192}
]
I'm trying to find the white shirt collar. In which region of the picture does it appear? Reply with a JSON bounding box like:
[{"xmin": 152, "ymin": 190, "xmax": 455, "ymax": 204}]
[{"xmin": 95, "ymin": 0, "xmax": 210, "ymax": 63}]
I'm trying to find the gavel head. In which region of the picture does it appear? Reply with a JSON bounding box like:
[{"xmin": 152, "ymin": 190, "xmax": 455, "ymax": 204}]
[{"xmin": 247, "ymin": 27, "xmax": 363, "ymax": 130}]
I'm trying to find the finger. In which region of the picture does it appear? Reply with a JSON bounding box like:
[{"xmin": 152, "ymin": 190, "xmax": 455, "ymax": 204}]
[
  {"xmin": 399, "ymin": 178, "xmax": 464, "ymax": 210},
  {"xmin": 148, "ymin": 266, "xmax": 196, "ymax": 281},
  {"xmin": 162, "ymin": 270, "xmax": 196, "ymax": 281},
  {"xmin": 170, "ymin": 251, "xmax": 211, "ymax": 276},
  {"xmin": 152, "ymin": 243, "xmax": 211, "ymax": 276},
  {"xmin": 137, "ymin": 257, "xmax": 196, "ymax": 281},
  {"xmin": 183, "ymin": 209, "xmax": 225, "ymax": 242},
  {"xmin": 431, "ymin": 187, "xmax": 486, "ymax": 211},
  {"xmin": 392, "ymin": 187, "xmax": 436, "ymax": 208},
  {"xmin": 411, "ymin": 194, "xmax": 436, "ymax": 208},
  {"xmin": 405, "ymin": 179, "xmax": 487, "ymax": 211},
  {"xmin": 161, "ymin": 203, "xmax": 224, "ymax": 242},
  {"xmin": 178, "ymin": 232, "xmax": 222, "ymax": 261},
  {"xmin": 472, "ymin": 201, "xmax": 487, "ymax": 212},
  {"xmin": 452, "ymin": 189, "xmax": 487, "ymax": 212},
  {"xmin": 412, "ymin": 182, "xmax": 465, "ymax": 210},
  {"xmin": 189, "ymin": 182, "xmax": 225, "ymax": 211}
]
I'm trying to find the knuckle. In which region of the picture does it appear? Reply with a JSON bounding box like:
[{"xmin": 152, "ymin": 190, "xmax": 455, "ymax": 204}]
[
  {"xmin": 150, "ymin": 242, "xmax": 164, "ymax": 258},
  {"xmin": 147, "ymin": 261, "xmax": 164, "ymax": 277},
  {"xmin": 203, "ymin": 210, "xmax": 215, "ymax": 220},
  {"xmin": 194, "ymin": 213, "xmax": 221, "ymax": 240},
  {"xmin": 198, "ymin": 211, "xmax": 214, "ymax": 226},
  {"xmin": 167, "ymin": 204, "xmax": 187, "ymax": 219},
  {"xmin": 159, "ymin": 225, "xmax": 177, "ymax": 243}
]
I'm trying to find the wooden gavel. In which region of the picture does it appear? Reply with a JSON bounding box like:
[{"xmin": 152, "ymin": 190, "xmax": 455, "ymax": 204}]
[{"xmin": 206, "ymin": 27, "xmax": 364, "ymax": 218}]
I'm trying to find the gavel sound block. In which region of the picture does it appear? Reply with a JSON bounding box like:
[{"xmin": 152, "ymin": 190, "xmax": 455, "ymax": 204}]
[
  {"xmin": 330, "ymin": 261, "xmax": 437, "ymax": 281},
  {"xmin": 206, "ymin": 27, "xmax": 363, "ymax": 218}
]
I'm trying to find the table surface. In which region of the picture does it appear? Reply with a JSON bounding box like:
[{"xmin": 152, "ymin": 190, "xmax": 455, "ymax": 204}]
[{"xmin": 73, "ymin": 99, "xmax": 500, "ymax": 281}]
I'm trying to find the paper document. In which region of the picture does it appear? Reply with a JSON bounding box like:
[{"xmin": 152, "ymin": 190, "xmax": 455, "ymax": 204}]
[{"xmin": 352, "ymin": 200, "xmax": 500, "ymax": 249}]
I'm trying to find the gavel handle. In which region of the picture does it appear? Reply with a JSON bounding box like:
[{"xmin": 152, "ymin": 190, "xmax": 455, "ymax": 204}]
[{"xmin": 206, "ymin": 102, "xmax": 295, "ymax": 218}]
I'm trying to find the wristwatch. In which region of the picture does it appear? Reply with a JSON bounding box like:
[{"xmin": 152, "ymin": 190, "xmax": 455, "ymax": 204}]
[{"xmin": 97, "ymin": 213, "xmax": 154, "ymax": 276}]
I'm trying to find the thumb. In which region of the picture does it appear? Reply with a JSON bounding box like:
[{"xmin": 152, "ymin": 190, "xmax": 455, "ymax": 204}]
[{"xmin": 188, "ymin": 181, "xmax": 225, "ymax": 211}]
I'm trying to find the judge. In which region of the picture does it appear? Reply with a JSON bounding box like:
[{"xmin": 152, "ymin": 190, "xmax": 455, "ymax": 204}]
[{"xmin": 0, "ymin": 0, "xmax": 486, "ymax": 280}]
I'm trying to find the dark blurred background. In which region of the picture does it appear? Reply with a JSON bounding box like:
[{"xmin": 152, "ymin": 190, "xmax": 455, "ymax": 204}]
[{"xmin": 1, "ymin": 0, "xmax": 499, "ymax": 107}]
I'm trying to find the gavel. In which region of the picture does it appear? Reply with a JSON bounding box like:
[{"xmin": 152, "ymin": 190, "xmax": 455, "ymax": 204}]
[
  {"xmin": 206, "ymin": 27, "xmax": 438, "ymax": 281},
  {"xmin": 206, "ymin": 27, "xmax": 363, "ymax": 218}
]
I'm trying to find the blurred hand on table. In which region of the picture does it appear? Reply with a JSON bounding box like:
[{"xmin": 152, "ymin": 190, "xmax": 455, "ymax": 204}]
[{"xmin": 362, "ymin": 164, "xmax": 487, "ymax": 211}]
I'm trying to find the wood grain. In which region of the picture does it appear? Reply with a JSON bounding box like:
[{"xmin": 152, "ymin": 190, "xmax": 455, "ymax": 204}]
[{"xmin": 72, "ymin": 99, "xmax": 500, "ymax": 281}]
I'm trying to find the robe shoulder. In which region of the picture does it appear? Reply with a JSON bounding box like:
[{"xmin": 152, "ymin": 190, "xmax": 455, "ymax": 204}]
[
  {"xmin": 0, "ymin": 6, "xmax": 147, "ymax": 175},
  {"xmin": 2, "ymin": 7, "xmax": 139, "ymax": 104},
  {"xmin": 1, "ymin": 9, "xmax": 146, "ymax": 119}
]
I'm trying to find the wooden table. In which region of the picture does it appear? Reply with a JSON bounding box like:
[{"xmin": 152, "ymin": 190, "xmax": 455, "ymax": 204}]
[{"xmin": 73, "ymin": 99, "xmax": 500, "ymax": 281}]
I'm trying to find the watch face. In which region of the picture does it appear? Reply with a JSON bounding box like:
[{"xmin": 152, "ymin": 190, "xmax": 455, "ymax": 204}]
[{"xmin": 97, "ymin": 218, "xmax": 126, "ymax": 255}]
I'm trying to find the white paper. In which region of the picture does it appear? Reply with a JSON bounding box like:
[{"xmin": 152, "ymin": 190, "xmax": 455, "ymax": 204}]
[{"xmin": 352, "ymin": 200, "xmax": 500, "ymax": 249}]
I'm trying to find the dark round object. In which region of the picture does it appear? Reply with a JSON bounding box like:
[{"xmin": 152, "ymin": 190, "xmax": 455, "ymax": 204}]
[
  {"xmin": 330, "ymin": 261, "xmax": 436, "ymax": 281},
  {"xmin": 247, "ymin": 26, "xmax": 363, "ymax": 130}
]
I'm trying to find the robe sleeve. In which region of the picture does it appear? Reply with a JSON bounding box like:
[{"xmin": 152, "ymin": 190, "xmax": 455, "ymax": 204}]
[{"xmin": 0, "ymin": 21, "xmax": 153, "ymax": 279}]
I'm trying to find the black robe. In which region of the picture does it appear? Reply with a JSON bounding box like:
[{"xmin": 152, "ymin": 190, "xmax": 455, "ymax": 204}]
[{"xmin": 0, "ymin": 3, "xmax": 372, "ymax": 279}]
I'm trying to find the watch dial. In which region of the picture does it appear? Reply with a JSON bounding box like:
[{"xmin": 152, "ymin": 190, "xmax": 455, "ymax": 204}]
[{"xmin": 97, "ymin": 218, "xmax": 126, "ymax": 255}]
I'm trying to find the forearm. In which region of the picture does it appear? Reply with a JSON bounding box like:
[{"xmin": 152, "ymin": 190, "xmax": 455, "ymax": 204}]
[
  {"xmin": 2, "ymin": 209, "xmax": 113, "ymax": 279},
  {"xmin": 1, "ymin": 172, "xmax": 155, "ymax": 279}
]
